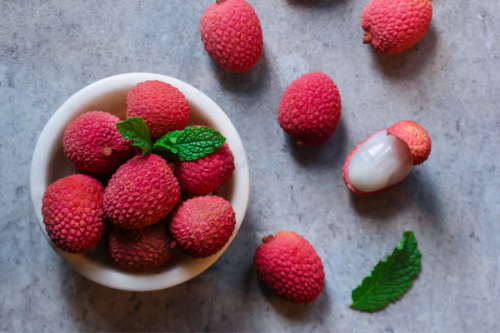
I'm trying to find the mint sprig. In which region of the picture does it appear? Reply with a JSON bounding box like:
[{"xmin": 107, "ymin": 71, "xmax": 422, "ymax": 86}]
[
  {"xmin": 116, "ymin": 117, "xmax": 153, "ymax": 155},
  {"xmin": 351, "ymin": 231, "xmax": 422, "ymax": 313},
  {"xmin": 153, "ymin": 126, "xmax": 226, "ymax": 161}
]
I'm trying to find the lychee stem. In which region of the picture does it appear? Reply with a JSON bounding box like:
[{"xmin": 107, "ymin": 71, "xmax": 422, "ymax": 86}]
[
  {"xmin": 296, "ymin": 140, "xmax": 305, "ymax": 147},
  {"xmin": 362, "ymin": 32, "xmax": 372, "ymax": 44},
  {"xmin": 213, "ymin": 188, "xmax": 221, "ymax": 197},
  {"xmin": 216, "ymin": 0, "xmax": 227, "ymax": 4},
  {"xmin": 101, "ymin": 147, "xmax": 114, "ymax": 157},
  {"xmin": 168, "ymin": 162, "xmax": 175, "ymax": 172},
  {"xmin": 262, "ymin": 235, "xmax": 274, "ymax": 243}
]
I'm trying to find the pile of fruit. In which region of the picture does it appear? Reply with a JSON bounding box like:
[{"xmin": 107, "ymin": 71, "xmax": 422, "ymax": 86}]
[
  {"xmin": 41, "ymin": 0, "xmax": 437, "ymax": 310},
  {"xmin": 42, "ymin": 80, "xmax": 237, "ymax": 272}
]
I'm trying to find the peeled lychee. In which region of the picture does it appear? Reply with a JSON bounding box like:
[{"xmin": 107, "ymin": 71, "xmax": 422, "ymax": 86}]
[
  {"xmin": 175, "ymin": 142, "xmax": 235, "ymax": 195},
  {"xmin": 200, "ymin": 0, "xmax": 263, "ymax": 73},
  {"xmin": 63, "ymin": 111, "xmax": 131, "ymax": 175},
  {"xmin": 126, "ymin": 80, "xmax": 191, "ymax": 140},
  {"xmin": 278, "ymin": 72, "xmax": 342, "ymax": 146},
  {"xmin": 343, "ymin": 121, "xmax": 431, "ymax": 195},
  {"xmin": 361, "ymin": 0, "xmax": 433, "ymax": 55},
  {"xmin": 254, "ymin": 231, "xmax": 325, "ymax": 303},
  {"xmin": 103, "ymin": 154, "xmax": 180, "ymax": 229},
  {"xmin": 107, "ymin": 219, "xmax": 176, "ymax": 272},
  {"xmin": 170, "ymin": 196, "xmax": 236, "ymax": 258},
  {"xmin": 41, "ymin": 174, "xmax": 105, "ymax": 254}
]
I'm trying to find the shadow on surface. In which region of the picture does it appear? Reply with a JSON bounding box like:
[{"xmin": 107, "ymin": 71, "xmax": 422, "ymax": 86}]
[
  {"xmin": 287, "ymin": 0, "xmax": 349, "ymax": 8},
  {"xmin": 371, "ymin": 25, "xmax": 438, "ymax": 78},
  {"xmin": 286, "ymin": 118, "xmax": 348, "ymax": 170},
  {"xmin": 211, "ymin": 49, "xmax": 270, "ymax": 94}
]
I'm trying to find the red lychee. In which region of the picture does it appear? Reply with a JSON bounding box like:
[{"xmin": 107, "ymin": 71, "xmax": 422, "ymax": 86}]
[
  {"xmin": 170, "ymin": 196, "xmax": 236, "ymax": 258},
  {"xmin": 175, "ymin": 142, "xmax": 235, "ymax": 195},
  {"xmin": 278, "ymin": 72, "xmax": 342, "ymax": 146},
  {"xmin": 103, "ymin": 154, "xmax": 180, "ymax": 229},
  {"xmin": 361, "ymin": 0, "xmax": 433, "ymax": 55},
  {"xmin": 254, "ymin": 231, "xmax": 325, "ymax": 303},
  {"xmin": 200, "ymin": 0, "xmax": 263, "ymax": 73},
  {"xmin": 107, "ymin": 220, "xmax": 176, "ymax": 272},
  {"xmin": 41, "ymin": 174, "xmax": 105, "ymax": 254},
  {"xmin": 63, "ymin": 111, "xmax": 131, "ymax": 175},
  {"xmin": 126, "ymin": 80, "xmax": 191, "ymax": 140}
]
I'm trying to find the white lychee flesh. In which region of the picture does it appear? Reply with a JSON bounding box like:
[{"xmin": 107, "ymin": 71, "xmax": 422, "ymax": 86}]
[{"xmin": 348, "ymin": 130, "xmax": 413, "ymax": 193}]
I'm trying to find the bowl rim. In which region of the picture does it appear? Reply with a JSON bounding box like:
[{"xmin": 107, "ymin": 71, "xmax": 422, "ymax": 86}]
[{"xmin": 30, "ymin": 72, "xmax": 249, "ymax": 292}]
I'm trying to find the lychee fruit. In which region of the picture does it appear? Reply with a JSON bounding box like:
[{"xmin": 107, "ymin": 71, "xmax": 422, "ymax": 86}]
[
  {"xmin": 200, "ymin": 0, "xmax": 264, "ymax": 73},
  {"xmin": 103, "ymin": 154, "xmax": 181, "ymax": 229},
  {"xmin": 107, "ymin": 219, "xmax": 176, "ymax": 272},
  {"xmin": 254, "ymin": 231, "xmax": 325, "ymax": 303},
  {"xmin": 278, "ymin": 72, "xmax": 342, "ymax": 146},
  {"xmin": 126, "ymin": 80, "xmax": 191, "ymax": 140},
  {"xmin": 175, "ymin": 142, "xmax": 235, "ymax": 195},
  {"xmin": 41, "ymin": 174, "xmax": 105, "ymax": 254},
  {"xmin": 343, "ymin": 121, "xmax": 431, "ymax": 195},
  {"xmin": 63, "ymin": 111, "xmax": 131, "ymax": 175},
  {"xmin": 170, "ymin": 196, "xmax": 236, "ymax": 258},
  {"xmin": 361, "ymin": 0, "xmax": 433, "ymax": 55}
]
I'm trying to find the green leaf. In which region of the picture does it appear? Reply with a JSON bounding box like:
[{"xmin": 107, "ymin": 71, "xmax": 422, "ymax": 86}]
[
  {"xmin": 351, "ymin": 231, "xmax": 422, "ymax": 313},
  {"xmin": 116, "ymin": 117, "xmax": 152, "ymax": 155},
  {"xmin": 153, "ymin": 126, "xmax": 226, "ymax": 161}
]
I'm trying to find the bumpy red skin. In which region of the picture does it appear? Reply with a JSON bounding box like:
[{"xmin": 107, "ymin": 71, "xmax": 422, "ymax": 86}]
[
  {"xmin": 254, "ymin": 231, "xmax": 325, "ymax": 303},
  {"xmin": 361, "ymin": 0, "xmax": 433, "ymax": 55},
  {"xmin": 175, "ymin": 142, "xmax": 235, "ymax": 195},
  {"xmin": 200, "ymin": 0, "xmax": 263, "ymax": 73},
  {"xmin": 107, "ymin": 220, "xmax": 175, "ymax": 272},
  {"xmin": 42, "ymin": 174, "xmax": 105, "ymax": 253},
  {"xmin": 127, "ymin": 81, "xmax": 190, "ymax": 140},
  {"xmin": 170, "ymin": 196, "xmax": 236, "ymax": 258},
  {"xmin": 278, "ymin": 72, "xmax": 342, "ymax": 146},
  {"xmin": 63, "ymin": 111, "xmax": 131, "ymax": 175},
  {"xmin": 387, "ymin": 120, "xmax": 431, "ymax": 165},
  {"xmin": 103, "ymin": 154, "xmax": 180, "ymax": 229}
]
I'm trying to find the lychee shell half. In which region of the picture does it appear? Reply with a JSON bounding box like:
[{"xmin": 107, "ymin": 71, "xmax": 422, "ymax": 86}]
[
  {"xmin": 200, "ymin": 0, "xmax": 263, "ymax": 73},
  {"xmin": 254, "ymin": 231, "xmax": 325, "ymax": 303},
  {"xmin": 170, "ymin": 196, "xmax": 236, "ymax": 258},
  {"xmin": 175, "ymin": 142, "xmax": 235, "ymax": 195},
  {"xmin": 107, "ymin": 219, "xmax": 175, "ymax": 273},
  {"xmin": 126, "ymin": 80, "xmax": 190, "ymax": 140},
  {"xmin": 42, "ymin": 174, "xmax": 105, "ymax": 253},
  {"xmin": 361, "ymin": 0, "xmax": 433, "ymax": 55},
  {"xmin": 62, "ymin": 111, "xmax": 131, "ymax": 175},
  {"xmin": 278, "ymin": 72, "xmax": 342, "ymax": 146},
  {"xmin": 387, "ymin": 120, "xmax": 431, "ymax": 165},
  {"xmin": 103, "ymin": 154, "xmax": 180, "ymax": 229}
]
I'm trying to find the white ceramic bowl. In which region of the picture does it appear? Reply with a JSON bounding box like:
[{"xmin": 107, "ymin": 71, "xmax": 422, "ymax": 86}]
[{"xmin": 30, "ymin": 73, "xmax": 249, "ymax": 292}]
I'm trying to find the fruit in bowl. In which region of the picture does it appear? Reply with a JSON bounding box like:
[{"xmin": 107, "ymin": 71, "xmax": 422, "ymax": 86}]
[{"xmin": 30, "ymin": 73, "xmax": 249, "ymax": 291}]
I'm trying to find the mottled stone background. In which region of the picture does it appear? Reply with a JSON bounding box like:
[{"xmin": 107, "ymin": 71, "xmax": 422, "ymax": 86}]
[{"xmin": 1, "ymin": 0, "xmax": 499, "ymax": 332}]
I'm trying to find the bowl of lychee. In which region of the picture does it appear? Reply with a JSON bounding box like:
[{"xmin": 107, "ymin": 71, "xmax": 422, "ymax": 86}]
[{"xmin": 30, "ymin": 73, "xmax": 249, "ymax": 291}]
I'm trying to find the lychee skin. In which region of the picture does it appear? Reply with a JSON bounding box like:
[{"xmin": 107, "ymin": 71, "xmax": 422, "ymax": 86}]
[
  {"xmin": 126, "ymin": 81, "xmax": 190, "ymax": 140},
  {"xmin": 361, "ymin": 0, "xmax": 433, "ymax": 55},
  {"xmin": 170, "ymin": 196, "xmax": 236, "ymax": 258},
  {"xmin": 41, "ymin": 174, "xmax": 105, "ymax": 254},
  {"xmin": 387, "ymin": 120, "xmax": 431, "ymax": 165},
  {"xmin": 254, "ymin": 231, "xmax": 325, "ymax": 303},
  {"xmin": 278, "ymin": 72, "xmax": 342, "ymax": 146},
  {"xmin": 103, "ymin": 154, "xmax": 180, "ymax": 229},
  {"xmin": 200, "ymin": 0, "xmax": 263, "ymax": 73},
  {"xmin": 175, "ymin": 142, "xmax": 235, "ymax": 195},
  {"xmin": 63, "ymin": 111, "xmax": 131, "ymax": 175},
  {"xmin": 107, "ymin": 220, "xmax": 175, "ymax": 272}
]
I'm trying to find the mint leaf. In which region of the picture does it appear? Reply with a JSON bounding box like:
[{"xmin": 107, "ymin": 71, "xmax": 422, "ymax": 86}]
[
  {"xmin": 116, "ymin": 117, "xmax": 152, "ymax": 155},
  {"xmin": 351, "ymin": 231, "xmax": 421, "ymax": 313},
  {"xmin": 153, "ymin": 126, "xmax": 226, "ymax": 161}
]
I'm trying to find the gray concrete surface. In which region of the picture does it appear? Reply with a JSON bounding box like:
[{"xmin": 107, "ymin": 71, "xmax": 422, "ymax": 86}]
[{"xmin": 1, "ymin": 0, "xmax": 499, "ymax": 332}]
